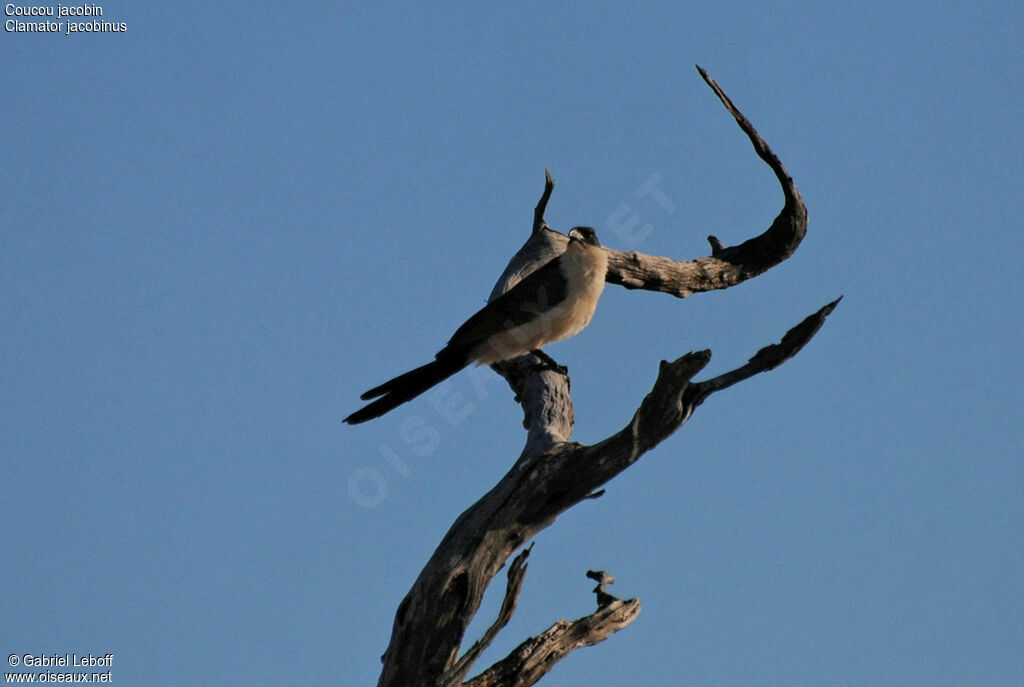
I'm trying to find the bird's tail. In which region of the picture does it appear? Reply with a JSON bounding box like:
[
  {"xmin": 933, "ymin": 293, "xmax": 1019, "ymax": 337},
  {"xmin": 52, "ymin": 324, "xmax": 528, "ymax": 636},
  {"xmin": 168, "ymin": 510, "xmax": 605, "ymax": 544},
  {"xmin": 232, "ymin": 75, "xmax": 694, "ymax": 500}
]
[{"xmin": 344, "ymin": 351, "xmax": 467, "ymax": 424}]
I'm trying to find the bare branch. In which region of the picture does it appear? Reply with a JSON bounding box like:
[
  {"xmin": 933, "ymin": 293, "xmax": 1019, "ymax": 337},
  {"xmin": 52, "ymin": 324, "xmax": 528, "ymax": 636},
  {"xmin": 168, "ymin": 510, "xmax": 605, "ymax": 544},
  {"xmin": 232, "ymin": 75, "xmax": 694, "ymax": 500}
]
[
  {"xmin": 586, "ymin": 569, "xmax": 619, "ymax": 609},
  {"xmin": 696, "ymin": 65, "xmax": 798, "ymax": 200},
  {"xmin": 691, "ymin": 297, "xmax": 842, "ymax": 402},
  {"xmin": 569, "ymin": 299, "xmax": 840, "ymax": 488},
  {"xmin": 464, "ymin": 598, "xmax": 642, "ymax": 687},
  {"xmin": 439, "ymin": 545, "xmax": 534, "ymax": 687},
  {"xmin": 532, "ymin": 168, "xmax": 555, "ymax": 235},
  {"xmin": 604, "ymin": 65, "xmax": 807, "ymax": 297}
]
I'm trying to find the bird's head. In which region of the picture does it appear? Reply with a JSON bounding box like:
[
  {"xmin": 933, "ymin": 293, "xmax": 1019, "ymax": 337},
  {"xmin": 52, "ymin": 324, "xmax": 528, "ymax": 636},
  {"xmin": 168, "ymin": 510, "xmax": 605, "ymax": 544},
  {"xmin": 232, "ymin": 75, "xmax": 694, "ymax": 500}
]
[{"xmin": 568, "ymin": 226, "xmax": 600, "ymax": 247}]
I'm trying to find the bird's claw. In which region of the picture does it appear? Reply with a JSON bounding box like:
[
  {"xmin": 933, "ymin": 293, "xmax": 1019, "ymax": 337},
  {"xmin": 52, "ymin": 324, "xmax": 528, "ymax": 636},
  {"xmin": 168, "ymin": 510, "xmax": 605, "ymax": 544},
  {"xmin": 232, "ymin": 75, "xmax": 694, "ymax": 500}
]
[{"xmin": 531, "ymin": 349, "xmax": 568, "ymax": 375}]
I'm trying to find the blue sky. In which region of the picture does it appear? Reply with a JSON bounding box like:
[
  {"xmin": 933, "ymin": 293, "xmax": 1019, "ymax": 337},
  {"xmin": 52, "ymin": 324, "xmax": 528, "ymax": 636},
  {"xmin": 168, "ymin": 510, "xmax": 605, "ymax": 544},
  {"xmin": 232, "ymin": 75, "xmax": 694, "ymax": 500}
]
[{"xmin": 2, "ymin": 2, "xmax": 1021, "ymax": 685}]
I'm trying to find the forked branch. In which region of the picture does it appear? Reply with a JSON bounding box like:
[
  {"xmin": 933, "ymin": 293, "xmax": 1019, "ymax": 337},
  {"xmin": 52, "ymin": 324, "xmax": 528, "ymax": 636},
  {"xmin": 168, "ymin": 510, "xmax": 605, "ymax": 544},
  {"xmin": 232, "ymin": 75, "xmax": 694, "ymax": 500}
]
[{"xmin": 438, "ymin": 545, "xmax": 534, "ymax": 687}]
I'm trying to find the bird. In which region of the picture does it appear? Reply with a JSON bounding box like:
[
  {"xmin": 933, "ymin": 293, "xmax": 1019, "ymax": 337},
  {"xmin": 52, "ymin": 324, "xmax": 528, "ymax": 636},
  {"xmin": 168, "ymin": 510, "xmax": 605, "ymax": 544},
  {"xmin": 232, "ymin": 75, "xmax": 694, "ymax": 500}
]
[{"xmin": 344, "ymin": 226, "xmax": 608, "ymax": 424}]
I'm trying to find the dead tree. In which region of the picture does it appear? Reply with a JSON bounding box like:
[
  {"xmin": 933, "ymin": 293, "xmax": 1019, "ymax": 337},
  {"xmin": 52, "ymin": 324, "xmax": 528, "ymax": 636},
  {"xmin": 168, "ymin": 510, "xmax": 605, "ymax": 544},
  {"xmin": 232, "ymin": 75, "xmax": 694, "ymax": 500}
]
[{"xmin": 375, "ymin": 66, "xmax": 839, "ymax": 687}]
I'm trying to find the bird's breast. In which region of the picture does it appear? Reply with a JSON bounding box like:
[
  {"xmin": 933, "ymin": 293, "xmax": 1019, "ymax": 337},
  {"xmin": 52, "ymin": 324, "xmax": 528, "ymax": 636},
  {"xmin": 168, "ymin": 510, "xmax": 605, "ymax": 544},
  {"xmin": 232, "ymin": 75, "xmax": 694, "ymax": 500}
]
[
  {"xmin": 472, "ymin": 244, "xmax": 607, "ymax": 364},
  {"xmin": 558, "ymin": 244, "xmax": 607, "ymax": 334}
]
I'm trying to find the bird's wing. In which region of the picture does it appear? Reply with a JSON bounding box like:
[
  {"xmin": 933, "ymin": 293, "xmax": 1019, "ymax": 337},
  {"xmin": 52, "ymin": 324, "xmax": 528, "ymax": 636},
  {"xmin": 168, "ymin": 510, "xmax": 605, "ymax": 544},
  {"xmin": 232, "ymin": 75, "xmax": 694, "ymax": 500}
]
[{"xmin": 446, "ymin": 255, "xmax": 568, "ymax": 350}]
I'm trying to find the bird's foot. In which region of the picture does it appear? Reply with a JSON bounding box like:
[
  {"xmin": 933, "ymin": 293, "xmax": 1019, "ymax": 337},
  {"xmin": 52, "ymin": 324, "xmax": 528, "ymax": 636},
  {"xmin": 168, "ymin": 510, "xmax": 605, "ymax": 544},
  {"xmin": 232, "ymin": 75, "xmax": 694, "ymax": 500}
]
[{"xmin": 531, "ymin": 349, "xmax": 567, "ymax": 375}]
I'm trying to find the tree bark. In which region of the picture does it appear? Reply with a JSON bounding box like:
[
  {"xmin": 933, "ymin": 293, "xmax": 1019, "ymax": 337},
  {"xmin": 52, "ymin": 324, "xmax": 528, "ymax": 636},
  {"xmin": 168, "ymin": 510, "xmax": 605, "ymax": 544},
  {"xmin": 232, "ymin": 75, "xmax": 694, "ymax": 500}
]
[{"xmin": 375, "ymin": 66, "xmax": 837, "ymax": 687}]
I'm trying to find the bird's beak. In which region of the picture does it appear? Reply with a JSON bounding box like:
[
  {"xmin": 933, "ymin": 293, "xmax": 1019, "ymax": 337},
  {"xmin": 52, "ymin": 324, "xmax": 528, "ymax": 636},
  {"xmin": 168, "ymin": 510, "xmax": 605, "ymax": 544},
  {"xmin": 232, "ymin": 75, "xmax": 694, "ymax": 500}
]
[{"xmin": 568, "ymin": 228, "xmax": 583, "ymax": 242}]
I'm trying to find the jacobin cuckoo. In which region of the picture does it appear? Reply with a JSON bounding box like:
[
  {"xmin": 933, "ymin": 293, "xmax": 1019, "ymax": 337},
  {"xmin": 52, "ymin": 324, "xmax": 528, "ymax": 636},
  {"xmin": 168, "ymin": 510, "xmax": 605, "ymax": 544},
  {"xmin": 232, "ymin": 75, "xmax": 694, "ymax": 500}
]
[{"xmin": 344, "ymin": 226, "xmax": 607, "ymax": 424}]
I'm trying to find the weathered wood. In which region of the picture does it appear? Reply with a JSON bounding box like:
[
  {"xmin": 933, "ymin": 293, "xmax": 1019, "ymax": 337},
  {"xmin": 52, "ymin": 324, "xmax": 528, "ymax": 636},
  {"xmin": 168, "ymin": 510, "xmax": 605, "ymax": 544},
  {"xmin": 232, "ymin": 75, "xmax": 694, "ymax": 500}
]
[
  {"xmin": 463, "ymin": 598, "xmax": 642, "ymax": 687},
  {"xmin": 438, "ymin": 546, "xmax": 534, "ymax": 687},
  {"xmin": 375, "ymin": 67, "xmax": 836, "ymax": 687},
  {"xmin": 604, "ymin": 67, "xmax": 807, "ymax": 297}
]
